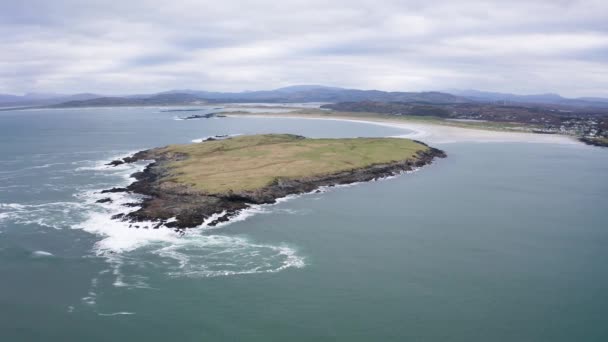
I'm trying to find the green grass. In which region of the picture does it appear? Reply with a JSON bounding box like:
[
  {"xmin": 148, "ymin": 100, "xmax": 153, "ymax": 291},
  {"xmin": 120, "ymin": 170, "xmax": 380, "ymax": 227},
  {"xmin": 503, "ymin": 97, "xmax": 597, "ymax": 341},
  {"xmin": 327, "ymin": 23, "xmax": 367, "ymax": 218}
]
[{"xmin": 155, "ymin": 134, "xmax": 428, "ymax": 193}]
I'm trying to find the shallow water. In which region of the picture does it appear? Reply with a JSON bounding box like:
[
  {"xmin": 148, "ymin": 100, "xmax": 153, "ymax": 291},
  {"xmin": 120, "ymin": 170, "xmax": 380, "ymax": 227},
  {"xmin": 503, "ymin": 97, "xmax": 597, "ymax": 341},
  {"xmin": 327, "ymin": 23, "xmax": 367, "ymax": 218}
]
[{"xmin": 1, "ymin": 107, "xmax": 607, "ymax": 341}]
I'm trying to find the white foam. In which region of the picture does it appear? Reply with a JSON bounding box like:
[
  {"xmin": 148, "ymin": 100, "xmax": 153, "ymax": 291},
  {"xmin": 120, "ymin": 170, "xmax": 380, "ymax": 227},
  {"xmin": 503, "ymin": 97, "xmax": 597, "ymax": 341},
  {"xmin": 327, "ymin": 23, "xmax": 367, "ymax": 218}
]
[
  {"xmin": 81, "ymin": 295, "xmax": 96, "ymax": 306},
  {"xmin": 74, "ymin": 188, "xmax": 306, "ymax": 280},
  {"xmin": 72, "ymin": 179, "xmax": 180, "ymax": 255},
  {"xmin": 0, "ymin": 203, "xmax": 27, "ymax": 210},
  {"xmin": 0, "ymin": 201, "xmax": 87, "ymax": 230},
  {"xmin": 32, "ymin": 250, "xmax": 54, "ymax": 257},
  {"xmin": 153, "ymin": 234, "xmax": 305, "ymax": 278},
  {"xmin": 3, "ymin": 147, "xmax": 421, "ymax": 283},
  {"xmin": 98, "ymin": 312, "xmax": 136, "ymax": 316},
  {"xmin": 1, "ymin": 148, "xmax": 306, "ymax": 288},
  {"xmin": 76, "ymin": 209, "xmax": 182, "ymax": 254},
  {"xmin": 30, "ymin": 162, "xmax": 66, "ymax": 169},
  {"xmin": 0, "ymin": 163, "xmax": 70, "ymax": 176},
  {"xmin": 74, "ymin": 150, "xmax": 142, "ymax": 172}
]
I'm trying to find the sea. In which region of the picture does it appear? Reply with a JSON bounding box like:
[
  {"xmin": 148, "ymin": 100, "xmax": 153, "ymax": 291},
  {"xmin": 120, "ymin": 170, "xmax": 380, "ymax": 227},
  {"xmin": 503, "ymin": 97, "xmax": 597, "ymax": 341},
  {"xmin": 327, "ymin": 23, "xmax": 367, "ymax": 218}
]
[{"xmin": 1, "ymin": 106, "xmax": 607, "ymax": 341}]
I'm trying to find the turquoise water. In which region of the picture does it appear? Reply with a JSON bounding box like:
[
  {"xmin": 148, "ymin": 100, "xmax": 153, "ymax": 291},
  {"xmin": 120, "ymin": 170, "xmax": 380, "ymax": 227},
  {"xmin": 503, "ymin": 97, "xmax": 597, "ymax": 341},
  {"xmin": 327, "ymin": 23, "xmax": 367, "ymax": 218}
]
[{"xmin": 1, "ymin": 107, "xmax": 607, "ymax": 341}]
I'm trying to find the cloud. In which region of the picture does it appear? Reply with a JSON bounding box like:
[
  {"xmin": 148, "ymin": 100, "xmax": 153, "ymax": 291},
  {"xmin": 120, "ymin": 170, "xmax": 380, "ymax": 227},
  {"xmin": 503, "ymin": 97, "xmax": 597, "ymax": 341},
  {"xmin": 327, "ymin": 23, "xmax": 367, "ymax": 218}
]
[{"xmin": 0, "ymin": 0, "xmax": 607, "ymax": 96}]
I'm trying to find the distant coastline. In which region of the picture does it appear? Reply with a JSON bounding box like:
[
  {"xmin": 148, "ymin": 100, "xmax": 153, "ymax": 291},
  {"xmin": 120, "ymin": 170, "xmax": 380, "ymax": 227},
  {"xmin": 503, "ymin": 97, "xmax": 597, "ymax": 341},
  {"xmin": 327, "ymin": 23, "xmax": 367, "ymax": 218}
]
[{"xmin": 226, "ymin": 111, "xmax": 582, "ymax": 145}]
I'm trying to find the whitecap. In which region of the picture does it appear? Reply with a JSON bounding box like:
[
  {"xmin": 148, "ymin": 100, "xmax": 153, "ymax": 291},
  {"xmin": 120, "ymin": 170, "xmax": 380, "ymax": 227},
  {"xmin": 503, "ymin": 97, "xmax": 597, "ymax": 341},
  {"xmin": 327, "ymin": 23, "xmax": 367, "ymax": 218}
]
[
  {"xmin": 0, "ymin": 201, "xmax": 88, "ymax": 230},
  {"xmin": 30, "ymin": 162, "xmax": 66, "ymax": 169},
  {"xmin": 60, "ymin": 149, "xmax": 308, "ymax": 288},
  {"xmin": 81, "ymin": 295, "xmax": 96, "ymax": 306},
  {"xmin": 98, "ymin": 312, "xmax": 135, "ymax": 316},
  {"xmin": 153, "ymin": 234, "xmax": 305, "ymax": 278},
  {"xmin": 32, "ymin": 250, "xmax": 54, "ymax": 257},
  {"xmin": 74, "ymin": 150, "xmax": 143, "ymax": 172}
]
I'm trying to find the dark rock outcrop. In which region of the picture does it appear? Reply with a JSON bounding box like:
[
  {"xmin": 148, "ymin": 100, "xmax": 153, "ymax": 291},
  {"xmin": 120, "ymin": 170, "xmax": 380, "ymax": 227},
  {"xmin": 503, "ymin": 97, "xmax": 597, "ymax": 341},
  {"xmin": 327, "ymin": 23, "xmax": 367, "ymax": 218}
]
[
  {"xmin": 106, "ymin": 160, "xmax": 124, "ymax": 167},
  {"xmin": 180, "ymin": 113, "xmax": 220, "ymax": 120},
  {"xmin": 101, "ymin": 187, "xmax": 128, "ymax": 194}
]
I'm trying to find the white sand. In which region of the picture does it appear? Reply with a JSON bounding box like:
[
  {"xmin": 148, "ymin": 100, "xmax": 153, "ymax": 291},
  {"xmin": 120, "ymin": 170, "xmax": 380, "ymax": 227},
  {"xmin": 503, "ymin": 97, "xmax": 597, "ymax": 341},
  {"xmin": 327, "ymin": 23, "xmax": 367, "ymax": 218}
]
[{"xmin": 231, "ymin": 114, "xmax": 581, "ymax": 146}]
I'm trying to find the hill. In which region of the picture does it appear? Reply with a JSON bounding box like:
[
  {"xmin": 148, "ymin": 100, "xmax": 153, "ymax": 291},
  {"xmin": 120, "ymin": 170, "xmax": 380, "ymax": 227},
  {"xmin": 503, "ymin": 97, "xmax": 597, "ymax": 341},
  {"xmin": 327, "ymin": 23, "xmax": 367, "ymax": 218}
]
[{"xmin": 51, "ymin": 86, "xmax": 469, "ymax": 107}]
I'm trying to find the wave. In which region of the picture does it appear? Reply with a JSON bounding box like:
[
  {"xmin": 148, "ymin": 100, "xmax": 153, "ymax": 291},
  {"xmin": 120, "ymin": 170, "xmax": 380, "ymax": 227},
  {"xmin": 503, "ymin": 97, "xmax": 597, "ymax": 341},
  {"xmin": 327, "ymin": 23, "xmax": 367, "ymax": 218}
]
[
  {"xmin": 72, "ymin": 187, "xmax": 305, "ymax": 281},
  {"xmin": 153, "ymin": 234, "xmax": 304, "ymax": 278},
  {"xmin": 3, "ymin": 150, "xmax": 421, "ymax": 283},
  {"xmin": 2, "ymin": 145, "xmax": 309, "ymax": 296},
  {"xmin": 67, "ymin": 152, "xmax": 306, "ymax": 284},
  {"xmin": 0, "ymin": 162, "xmax": 68, "ymax": 174},
  {"xmin": 74, "ymin": 150, "xmax": 143, "ymax": 172},
  {"xmin": 0, "ymin": 201, "xmax": 88, "ymax": 230},
  {"xmin": 30, "ymin": 162, "xmax": 67, "ymax": 169},
  {"xmin": 98, "ymin": 312, "xmax": 136, "ymax": 316},
  {"xmin": 31, "ymin": 250, "xmax": 54, "ymax": 257}
]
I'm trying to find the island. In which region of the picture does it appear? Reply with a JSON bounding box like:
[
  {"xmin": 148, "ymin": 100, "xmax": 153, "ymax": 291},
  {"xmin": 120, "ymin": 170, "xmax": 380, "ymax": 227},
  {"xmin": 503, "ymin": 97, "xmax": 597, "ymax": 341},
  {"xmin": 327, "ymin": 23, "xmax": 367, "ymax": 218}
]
[{"xmin": 103, "ymin": 134, "xmax": 446, "ymax": 229}]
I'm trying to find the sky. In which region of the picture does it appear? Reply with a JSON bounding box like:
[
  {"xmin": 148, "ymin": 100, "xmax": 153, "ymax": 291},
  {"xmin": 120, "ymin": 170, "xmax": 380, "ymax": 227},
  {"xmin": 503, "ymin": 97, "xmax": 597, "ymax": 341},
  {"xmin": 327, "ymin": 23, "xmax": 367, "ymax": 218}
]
[{"xmin": 1, "ymin": 0, "xmax": 607, "ymax": 97}]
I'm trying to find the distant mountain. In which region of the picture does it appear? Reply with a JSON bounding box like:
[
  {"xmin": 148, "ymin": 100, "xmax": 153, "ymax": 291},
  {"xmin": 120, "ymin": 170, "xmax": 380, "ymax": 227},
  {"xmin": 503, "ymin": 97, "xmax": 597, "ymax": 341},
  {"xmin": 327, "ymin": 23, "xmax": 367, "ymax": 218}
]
[
  {"xmin": 0, "ymin": 92, "xmax": 64, "ymax": 103},
  {"xmin": 0, "ymin": 94, "xmax": 24, "ymax": 103},
  {"xmin": 54, "ymin": 93, "xmax": 206, "ymax": 107},
  {"xmin": 579, "ymin": 97, "xmax": 608, "ymax": 104},
  {"xmin": 52, "ymin": 86, "xmax": 469, "ymax": 108},
  {"xmin": 0, "ymin": 93, "xmax": 103, "ymax": 107},
  {"xmin": 10, "ymin": 85, "xmax": 608, "ymax": 110},
  {"xmin": 447, "ymin": 89, "xmax": 608, "ymax": 108},
  {"xmin": 273, "ymin": 85, "xmax": 346, "ymax": 93}
]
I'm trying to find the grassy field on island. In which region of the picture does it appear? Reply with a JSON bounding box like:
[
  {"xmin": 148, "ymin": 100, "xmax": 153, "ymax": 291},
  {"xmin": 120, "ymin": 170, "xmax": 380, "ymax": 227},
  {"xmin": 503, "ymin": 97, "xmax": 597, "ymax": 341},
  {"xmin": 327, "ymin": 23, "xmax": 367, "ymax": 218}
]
[{"xmin": 156, "ymin": 134, "xmax": 429, "ymax": 193}]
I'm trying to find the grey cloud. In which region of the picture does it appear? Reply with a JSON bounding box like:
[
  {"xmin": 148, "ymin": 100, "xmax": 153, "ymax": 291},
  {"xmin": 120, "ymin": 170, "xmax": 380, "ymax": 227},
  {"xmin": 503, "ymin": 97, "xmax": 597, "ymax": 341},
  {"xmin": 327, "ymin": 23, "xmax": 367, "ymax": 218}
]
[{"xmin": 0, "ymin": 0, "xmax": 607, "ymax": 97}]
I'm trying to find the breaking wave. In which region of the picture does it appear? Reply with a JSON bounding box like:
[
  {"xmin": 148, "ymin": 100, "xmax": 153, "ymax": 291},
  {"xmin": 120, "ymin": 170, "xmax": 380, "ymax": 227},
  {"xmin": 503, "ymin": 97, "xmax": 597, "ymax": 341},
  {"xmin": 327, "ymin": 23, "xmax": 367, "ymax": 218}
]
[
  {"xmin": 1, "ymin": 146, "xmax": 422, "ymax": 294},
  {"xmin": 67, "ymin": 151, "xmax": 306, "ymax": 285}
]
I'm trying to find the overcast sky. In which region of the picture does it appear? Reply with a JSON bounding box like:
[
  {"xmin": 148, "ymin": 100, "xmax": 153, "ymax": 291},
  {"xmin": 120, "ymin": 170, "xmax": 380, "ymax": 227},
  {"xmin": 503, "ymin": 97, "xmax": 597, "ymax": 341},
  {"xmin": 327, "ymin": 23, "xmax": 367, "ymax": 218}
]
[{"xmin": 1, "ymin": 0, "xmax": 607, "ymax": 97}]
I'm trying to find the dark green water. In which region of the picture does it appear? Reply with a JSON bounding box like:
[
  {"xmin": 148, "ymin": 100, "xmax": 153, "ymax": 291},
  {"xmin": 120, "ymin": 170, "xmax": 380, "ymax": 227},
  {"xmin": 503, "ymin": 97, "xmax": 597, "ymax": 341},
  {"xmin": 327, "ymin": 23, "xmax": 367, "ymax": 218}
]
[{"xmin": 1, "ymin": 107, "xmax": 607, "ymax": 341}]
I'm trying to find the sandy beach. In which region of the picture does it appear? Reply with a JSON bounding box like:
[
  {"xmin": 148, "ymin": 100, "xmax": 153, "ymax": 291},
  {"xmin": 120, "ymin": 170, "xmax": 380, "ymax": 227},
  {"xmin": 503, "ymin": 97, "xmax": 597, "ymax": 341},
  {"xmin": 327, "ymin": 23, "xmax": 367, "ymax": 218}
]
[{"xmin": 229, "ymin": 113, "xmax": 581, "ymax": 146}]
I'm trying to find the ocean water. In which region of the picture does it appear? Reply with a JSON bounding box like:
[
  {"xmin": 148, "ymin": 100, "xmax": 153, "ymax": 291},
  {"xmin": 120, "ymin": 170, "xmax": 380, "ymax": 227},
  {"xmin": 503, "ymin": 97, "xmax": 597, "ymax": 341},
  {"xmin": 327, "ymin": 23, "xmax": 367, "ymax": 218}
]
[{"xmin": 1, "ymin": 107, "xmax": 607, "ymax": 341}]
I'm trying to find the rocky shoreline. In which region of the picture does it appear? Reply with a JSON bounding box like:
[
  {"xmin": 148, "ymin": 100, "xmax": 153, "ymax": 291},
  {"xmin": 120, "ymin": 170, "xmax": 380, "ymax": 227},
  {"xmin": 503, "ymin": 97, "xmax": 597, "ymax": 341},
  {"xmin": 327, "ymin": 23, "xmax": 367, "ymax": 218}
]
[
  {"xmin": 100, "ymin": 139, "xmax": 446, "ymax": 230},
  {"xmin": 179, "ymin": 112, "xmax": 226, "ymax": 120},
  {"xmin": 579, "ymin": 137, "xmax": 608, "ymax": 147}
]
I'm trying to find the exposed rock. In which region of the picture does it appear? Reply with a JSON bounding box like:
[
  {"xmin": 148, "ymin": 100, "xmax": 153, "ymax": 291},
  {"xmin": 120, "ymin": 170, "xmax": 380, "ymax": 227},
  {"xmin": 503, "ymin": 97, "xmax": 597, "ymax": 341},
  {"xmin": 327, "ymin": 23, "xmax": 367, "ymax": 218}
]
[
  {"xmin": 111, "ymin": 213, "xmax": 125, "ymax": 220},
  {"xmin": 106, "ymin": 160, "xmax": 124, "ymax": 167},
  {"xmin": 101, "ymin": 187, "xmax": 128, "ymax": 194},
  {"xmin": 95, "ymin": 198, "xmax": 113, "ymax": 203},
  {"xmin": 579, "ymin": 137, "xmax": 608, "ymax": 147},
  {"xmin": 179, "ymin": 113, "xmax": 221, "ymax": 120}
]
